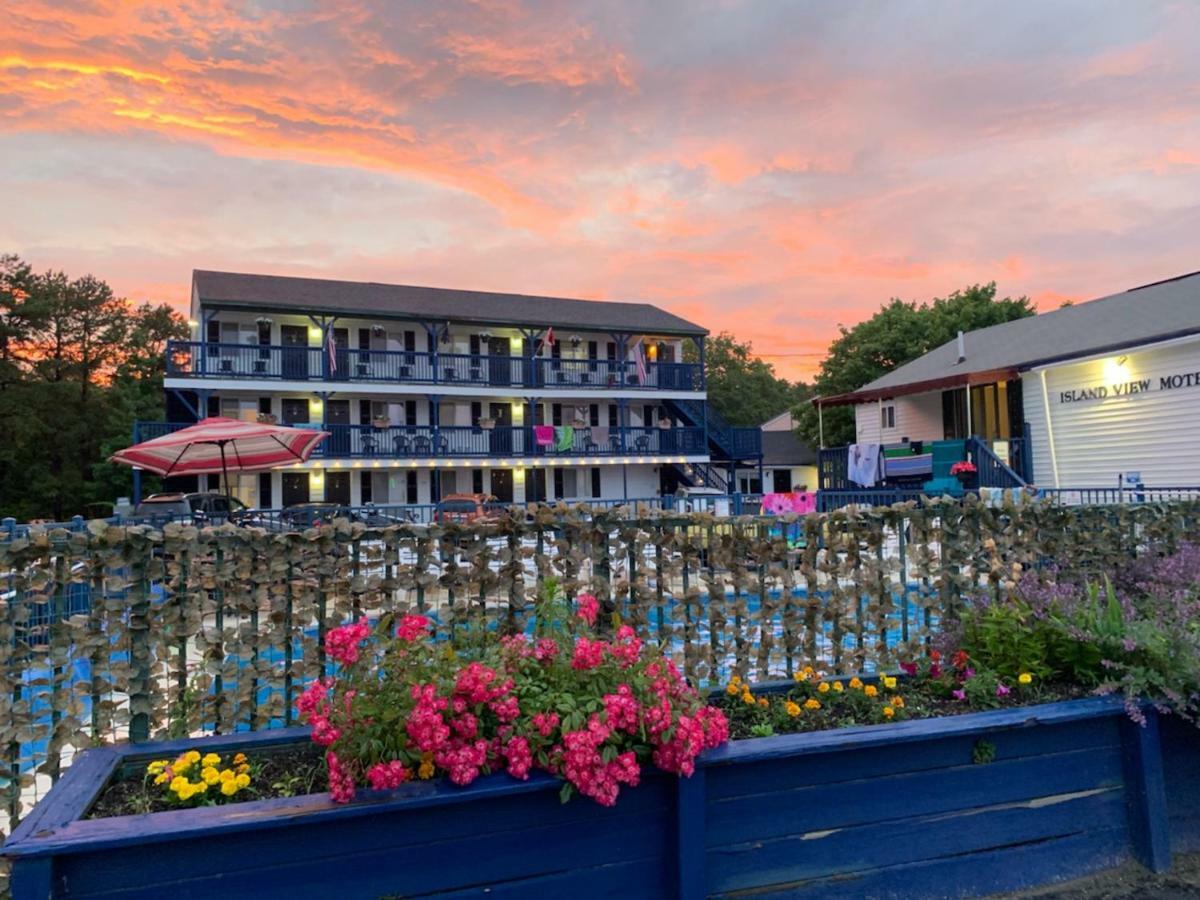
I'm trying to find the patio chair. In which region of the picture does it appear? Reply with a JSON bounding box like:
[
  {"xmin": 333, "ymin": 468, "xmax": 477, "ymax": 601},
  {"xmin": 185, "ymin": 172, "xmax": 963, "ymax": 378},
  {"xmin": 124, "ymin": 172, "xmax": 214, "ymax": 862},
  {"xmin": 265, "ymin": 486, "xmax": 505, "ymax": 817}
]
[
  {"xmin": 413, "ymin": 436, "xmax": 432, "ymax": 456},
  {"xmin": 634, "ymin": 434, "xmax": 651, "ymax": 453},
  {"xmin": 360, "ymin": 434, "xmax": 378, "ymax": 457}
]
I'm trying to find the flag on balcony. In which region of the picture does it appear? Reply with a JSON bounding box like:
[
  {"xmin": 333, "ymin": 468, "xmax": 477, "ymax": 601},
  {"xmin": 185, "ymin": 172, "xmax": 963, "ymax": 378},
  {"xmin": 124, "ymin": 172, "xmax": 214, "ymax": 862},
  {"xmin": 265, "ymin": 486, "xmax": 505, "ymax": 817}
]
[
  {"xmin": 540, "ymin": 326, "xmax": 555, "ymax": 357},
  {"xmin": 326, "ymin": 328, "xmax": 338, "ymax": 374},
  {"xmin": 632, "ymin": 337, "xmax": 648, "ymax": 384}
]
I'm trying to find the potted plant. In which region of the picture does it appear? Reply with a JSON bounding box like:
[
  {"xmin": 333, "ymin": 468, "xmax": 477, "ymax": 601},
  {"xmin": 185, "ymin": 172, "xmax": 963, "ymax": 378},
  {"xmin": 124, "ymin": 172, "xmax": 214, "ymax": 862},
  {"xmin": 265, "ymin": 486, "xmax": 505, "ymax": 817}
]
[
  {"xmin": 950, "ymin": 459, "xmax": 977, "ymax": 487},
  {"xmin": 372, "ymin": 416, "xmax": 391, "ymax": 429},
  {"xmin": 478, "ymin": 417, "xmax": 496, "ymax": 430},
  {"xmin": 256, "ymin": 412, "xmax": 277, "ymax": 425}
]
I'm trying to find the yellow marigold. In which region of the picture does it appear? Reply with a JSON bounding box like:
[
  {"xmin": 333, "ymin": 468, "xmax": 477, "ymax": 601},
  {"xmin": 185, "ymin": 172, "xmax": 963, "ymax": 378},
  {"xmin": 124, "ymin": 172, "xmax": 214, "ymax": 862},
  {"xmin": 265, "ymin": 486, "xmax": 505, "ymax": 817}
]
[
  {"xmin": 882, "ymin": 676, "xmax": 898, "ymax": 690},
  {"xmin": 848, "ymin": 677, "xmax": 863, "ymax": 690},
  {"xmin": 785, "ymin": 701, "xmax": 801, "ymax": 717},
  {"xmin": 1019, "ymin": 672, "xmax": 1034, "ymax": 685},
  {"xmin": 864, "ymin": 685, "xmax": 878, "ymax": 698},
  {"xmin": 147, "ymin": 760, "xmax": 168, "ymax": 775},
  {"xmin": 219, "ymin": 769, "xmax": 236, "ymax": 783},
  {"xmin": 742, "ymin": 691, "xmax": 756, "ymax": 705},
  {"xmin": 220, "ymin": 780, "xmax": 239, "ymax": 797},
  {"xmin": 730, "ymin": 674, "xmax": 741, "ymax": 685},
  {"xmin": 802, "ymin": 665, "xmax": 815, "ymax": 676},
  {"xmin": 201, "ymin": 767, "xmax": 220, "ymax": 785},
  {"xmin": 233, "ymin": 752, "xmax": 247, "ymax": 765},
  {"xmin": 793, "ymin": 670, "xmax": 809, "ymax": 683},
  {"xmin": 757, "ymin": 697, "xmax": 769, "ymax": 708},
  {"xmin": 891, "ymin": 696, "xmax": 905, "ymax": 708},
  {"xmin": 804, "ymin": 698, "xmax": 821, "ymax": 711},
  {"xmin": 883, "ymin": 707, "xmax": 895, "ymax": 719},
  {"xmin": 154, "ymin": 772, "xmax": 171, "ymax": 785},
  {"xmin": 169, "ymin": 776, "xmax": 188, "ymax": 793},
  {"xmin": 201, "ymin": 753, "xmax": 221, "ymax": 768},
  {"xmin": 234, "ymin": 773, "xmax": 250, "ymax": 789},
  {"xmin": 418, "ymin": 760, "xmax": 435, "ymax": 780},
  {"xmin": 817, "ymin": 681, "xmax": 830, "ymax": 693},
  {"xmin": 832, "ymin": 681, "xmax": 845, "ymax": 693},
  {"xmin": 726, "ymin": 682, "xmax": 740, "ymax": 696},
  {"xmin": 185, "ymin": 750, "xmax": 201, "ymax": 764},
  {"xmin": 236, "ymin": 763, "xmax": 250, "ymax": 775}
]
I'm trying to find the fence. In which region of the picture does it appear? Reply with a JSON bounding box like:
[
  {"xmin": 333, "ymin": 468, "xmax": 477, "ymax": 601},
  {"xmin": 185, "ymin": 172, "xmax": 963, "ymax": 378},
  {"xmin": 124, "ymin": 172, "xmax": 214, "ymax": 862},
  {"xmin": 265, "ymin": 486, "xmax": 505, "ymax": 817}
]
[{"xmin": 1, "ymin": 497, "xmax": 1197, "ymax": 837}]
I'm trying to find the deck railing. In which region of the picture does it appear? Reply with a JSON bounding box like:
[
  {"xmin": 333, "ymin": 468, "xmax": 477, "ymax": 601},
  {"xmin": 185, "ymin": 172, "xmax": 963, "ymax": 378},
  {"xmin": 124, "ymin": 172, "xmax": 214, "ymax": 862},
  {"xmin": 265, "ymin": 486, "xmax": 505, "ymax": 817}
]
[
  {"xmin": 165, "ymin": 341, "xmax": 704, "ymax": 391},
  {"xmin": 133, "ymin": 422, "xmax": 709, "ymax": 460}
]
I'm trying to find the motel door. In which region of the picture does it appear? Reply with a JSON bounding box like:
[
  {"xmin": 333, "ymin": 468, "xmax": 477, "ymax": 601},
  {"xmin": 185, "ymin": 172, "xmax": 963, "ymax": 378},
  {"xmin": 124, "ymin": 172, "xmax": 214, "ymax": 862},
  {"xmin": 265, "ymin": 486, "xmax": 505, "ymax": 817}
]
[
  {"xmin": 325, "ymin": 472, "xmax": 351, "ymax": 506},
  {"xmin": 281, "ymin": 473, "xmax": 310, "ymax": 507},
  {"xmin": 281, "ymin": 325, "xmax": 309, "ymax": 380},
  {"xmin": 326, "ymin": 400, "xmax": 350, "ymax": 456},
  {"xmin": 490, "ymin": 469, "xmax": 513, "ymax": 503},
  {"xmin": 489, "ymin": 402, "xmax": 513, "ymax": 455},
  {"xmin": 488, "ymin": 336, "xmax": 511, "ymax": 387}
]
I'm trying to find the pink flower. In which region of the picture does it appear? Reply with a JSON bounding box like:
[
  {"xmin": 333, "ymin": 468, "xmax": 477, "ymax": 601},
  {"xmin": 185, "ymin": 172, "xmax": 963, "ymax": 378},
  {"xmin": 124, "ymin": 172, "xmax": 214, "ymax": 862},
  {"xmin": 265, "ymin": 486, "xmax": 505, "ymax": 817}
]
[
  {"xmin": 503, "ymin": 736, "xmax": 533, "ymax": 780},
  {"xmin": 602, "ymin": 686, "xmax": 641, "ymax": 733},
  {"xmin": 899, "ymin": 661, "xmax": 918, "ymax": 676},
  {"xmin": 571, "ymin": 637, "xmax": 607, "ymax": 671},
  {"xmin": 533, "ymin": 638, "xmax": 559, "ymax": 663},
  {"xmin": 609, "ymin": 625, "xmax": 643, "ymax": 669},
  {"xmin": 532, "ymin": 711, "xmax": 560, "ymax": 737},
  {"xmin": 996, "ymin": 683, "xmax": 1011, "ymax": 697},
  {"xmin": 366, "ymin": 760, "xmax": 409, "ymax": 791},
  {"xmin": 326, "ymin": 751, "xmax": 357, "ymax": 803},
  {"xmin": 396, "ymin": 614, "xmax": 431, "ymax": 642},
  {"xmin": 952, "ymin": 689, "xmax": 966, "ymax": 701},
  {"xmin": 325, "ymin": 618, "xmax": 371, "ymax": 666},
  {"xmin": 576, "ymin": 593, "xmax": 600, "ymax": 626}
]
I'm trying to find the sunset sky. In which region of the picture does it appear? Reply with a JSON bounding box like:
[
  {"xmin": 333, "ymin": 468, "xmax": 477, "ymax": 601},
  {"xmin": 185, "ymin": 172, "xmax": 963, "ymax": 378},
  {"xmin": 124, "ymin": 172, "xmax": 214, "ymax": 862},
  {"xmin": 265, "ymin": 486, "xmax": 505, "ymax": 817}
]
[{"xmin": 4, "ymin": 0, "xmax": 1200, "ymax": 380}]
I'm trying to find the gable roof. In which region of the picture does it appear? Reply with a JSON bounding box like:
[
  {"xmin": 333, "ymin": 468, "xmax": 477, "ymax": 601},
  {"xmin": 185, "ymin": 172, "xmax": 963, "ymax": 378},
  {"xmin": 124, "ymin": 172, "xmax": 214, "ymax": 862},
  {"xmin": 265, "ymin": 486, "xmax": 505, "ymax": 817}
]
[
  {"xmin": 192, "ymin": 270, "xmax": 707, "ymax": 336},
  {"xmin": 761, "ymin": 410, "xmax": 797, "ymax": 431},
  {"xmin": 818, "ymin": 271, "xmax": 1200, "ymax": 405}
]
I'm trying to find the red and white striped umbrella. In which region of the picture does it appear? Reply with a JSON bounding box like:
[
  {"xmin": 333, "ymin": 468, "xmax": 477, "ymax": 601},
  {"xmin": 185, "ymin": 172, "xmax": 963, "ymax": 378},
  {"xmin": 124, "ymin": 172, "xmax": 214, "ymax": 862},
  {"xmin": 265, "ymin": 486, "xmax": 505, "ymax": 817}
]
[{"xmin": 110, "ymin": 417, "xmax": 328, "ymax": 479}]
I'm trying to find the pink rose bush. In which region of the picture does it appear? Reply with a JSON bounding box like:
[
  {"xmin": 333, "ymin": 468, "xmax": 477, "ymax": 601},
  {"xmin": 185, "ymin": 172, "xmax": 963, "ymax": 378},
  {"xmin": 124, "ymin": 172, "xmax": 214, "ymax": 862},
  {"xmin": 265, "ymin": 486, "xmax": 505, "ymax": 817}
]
[{"xmin": 296, "ymin": 585, "xmax": 728, "ymax": 807}]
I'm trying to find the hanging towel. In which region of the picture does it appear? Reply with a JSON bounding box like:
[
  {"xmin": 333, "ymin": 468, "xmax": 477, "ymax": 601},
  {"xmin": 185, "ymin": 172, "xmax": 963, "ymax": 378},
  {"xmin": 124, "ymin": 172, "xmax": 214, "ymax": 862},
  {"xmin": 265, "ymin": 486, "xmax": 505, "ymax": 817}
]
[
  {"xmin": 589, "ymin": 426, "xmax": 609, "ymax": 446},
  {"xmin": 555, "ymin": 425, "xmax": 575, "ymax": 452},
  {"xmin": 847, "ymin": 443, "xmax": 882, "ymax": 487},
  {"xmin": 534, "ymin": 425, "xmax": 555, "ymax": 447}
]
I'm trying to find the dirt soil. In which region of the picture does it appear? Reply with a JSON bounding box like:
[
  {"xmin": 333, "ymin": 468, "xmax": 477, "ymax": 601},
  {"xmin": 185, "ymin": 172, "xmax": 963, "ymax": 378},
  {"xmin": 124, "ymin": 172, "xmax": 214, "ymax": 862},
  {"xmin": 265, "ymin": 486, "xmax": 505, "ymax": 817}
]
[{"xmin": 993, "ymin": 854, "xmax": 1200, "ymax": 899}]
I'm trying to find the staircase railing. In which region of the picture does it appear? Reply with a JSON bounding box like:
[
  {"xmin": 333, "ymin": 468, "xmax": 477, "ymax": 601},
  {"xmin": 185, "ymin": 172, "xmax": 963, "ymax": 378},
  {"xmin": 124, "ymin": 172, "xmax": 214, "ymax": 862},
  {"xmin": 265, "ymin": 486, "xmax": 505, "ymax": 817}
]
[{"xmin": 969, "ymin": 437, "xmax": 1026, "ymax": 488}]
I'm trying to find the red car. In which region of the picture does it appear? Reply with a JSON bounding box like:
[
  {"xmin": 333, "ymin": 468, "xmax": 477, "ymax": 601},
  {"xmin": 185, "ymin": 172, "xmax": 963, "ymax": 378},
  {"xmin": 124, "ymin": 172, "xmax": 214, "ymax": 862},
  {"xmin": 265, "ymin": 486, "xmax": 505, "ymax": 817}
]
[{"xmin": 435, "ymin": 493, "xmax": 502, "ymax": 524}]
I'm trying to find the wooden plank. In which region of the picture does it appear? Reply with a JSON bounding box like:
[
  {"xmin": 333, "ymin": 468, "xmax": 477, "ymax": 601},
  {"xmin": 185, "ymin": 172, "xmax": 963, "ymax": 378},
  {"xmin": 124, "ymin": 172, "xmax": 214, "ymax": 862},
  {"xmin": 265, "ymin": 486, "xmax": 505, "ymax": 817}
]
[
  {"xmin": 1160, "ymin": 713, "xmax": 1200, "ymax": 852},
  {"xmin": 707, "ymin": 744, "xmax": 1124, "ymax": 847},
  {"xmin": 4, "ymin": 746, "xmax": 118, "ymax": 848},
  {"xmin": 711, "ymin": 825, "xmax": 1130, "ymax": 899},
  {"xmin": 700, "ymin": 696, "xmax": 1127, "ymax": 768},
  {"xmin": 676, "ymin": 769, "xmax": 705, "ymax": 900},
  {"xmin": 1120, "ymin": 707, "xmax": 1171, "ymax": 872},
  {"xmin": 707, "ymin": 786, "xmax": 1126, "ymax": 893},
  {"xmin": 57, "ymin": 783, "xmax": 672, "ymax": 894},
  {"xmin": 706, "ymin": 716, "xmax": 1118, "ymax": 801},
  {"xmin": 62, "ymin": 806, "xmax": 671, "ymax": 899}
]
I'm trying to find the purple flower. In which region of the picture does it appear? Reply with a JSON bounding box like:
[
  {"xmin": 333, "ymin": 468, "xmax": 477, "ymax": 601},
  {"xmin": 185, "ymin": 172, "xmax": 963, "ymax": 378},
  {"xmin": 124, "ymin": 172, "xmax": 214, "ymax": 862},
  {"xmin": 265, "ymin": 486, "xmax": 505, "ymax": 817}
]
[
  {"xmin": 952, "ymin": 689, "xmax": 966, "ymax": 701},
  {"xmin": 900, "ymin": 662, "xmax": 918, "ymax": 676},
  {"xmin": 996, "ymin": 683, "xmax": 1011, "ymax": 697}
]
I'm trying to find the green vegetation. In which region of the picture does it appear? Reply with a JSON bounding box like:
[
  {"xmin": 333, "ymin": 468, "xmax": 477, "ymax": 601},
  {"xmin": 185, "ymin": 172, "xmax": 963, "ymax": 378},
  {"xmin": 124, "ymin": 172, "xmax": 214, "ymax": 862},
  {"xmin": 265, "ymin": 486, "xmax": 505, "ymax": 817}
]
[
  {"xmin": 793, "ymin": 283, "xmax": 1035, "ymax": 448},
  {"xmin": 684, "ymin": 331, "xmax": 810, "ymax": 427},
  {"xmin": 0, "ymin": 254, "xmax": 187, "ymax": 520}
]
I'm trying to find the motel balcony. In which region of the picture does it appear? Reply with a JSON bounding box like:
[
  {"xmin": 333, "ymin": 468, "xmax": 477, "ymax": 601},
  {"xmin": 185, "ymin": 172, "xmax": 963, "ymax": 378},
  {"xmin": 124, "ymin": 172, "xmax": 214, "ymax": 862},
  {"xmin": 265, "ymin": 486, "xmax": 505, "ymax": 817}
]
[
  {"xmin": 133, "ymin": 421, "xmax": 711, "ymax": 461},
  {"xmin": 164, "ymin": 341, "xmax": 704, "ymax": 392}
]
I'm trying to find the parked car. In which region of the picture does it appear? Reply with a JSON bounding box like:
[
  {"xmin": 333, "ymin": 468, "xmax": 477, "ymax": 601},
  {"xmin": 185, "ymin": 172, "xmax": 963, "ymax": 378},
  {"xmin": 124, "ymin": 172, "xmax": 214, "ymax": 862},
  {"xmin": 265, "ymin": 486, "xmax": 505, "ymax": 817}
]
[
  {"xmin": 275, "ymin": 503, "xmax": 419, "ymax": 530},
  {"xmin": 435, "ymin": 493, "xmax": 503, "ymax": 524},
  {"xmin": 132, "ymin": 492, "xmax": 250, "ymax": 525}
]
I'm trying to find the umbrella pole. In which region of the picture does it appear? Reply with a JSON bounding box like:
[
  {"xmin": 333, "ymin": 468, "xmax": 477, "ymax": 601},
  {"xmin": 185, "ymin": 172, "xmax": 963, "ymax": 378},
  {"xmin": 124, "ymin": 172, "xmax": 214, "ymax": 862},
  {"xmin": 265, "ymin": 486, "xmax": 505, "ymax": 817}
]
[{"xmin": 220, "ymin": 441, "xmax": 232, "ymax": 507}]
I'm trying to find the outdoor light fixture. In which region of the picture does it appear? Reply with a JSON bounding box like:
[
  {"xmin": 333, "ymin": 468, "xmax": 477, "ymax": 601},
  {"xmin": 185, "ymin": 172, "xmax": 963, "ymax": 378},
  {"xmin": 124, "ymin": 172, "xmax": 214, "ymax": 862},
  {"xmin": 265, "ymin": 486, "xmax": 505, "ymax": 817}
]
[
  {"xmin": 570, "ymin": 334, "xmax": 582, "ymax": 349},
  {"xmin": 479, "ymin": 330, "xmax": 493, "ymax": 343},
  {"xmin": 308, "ymin": 325, "xmax": 322, "ymax": 341},
  {"xmin": 255, "ymin": 316, "xmax": 273, "ymax": 326},
  {"xmin": 372, "ymin": 324, "xmax": 385, "ymax": 337}
]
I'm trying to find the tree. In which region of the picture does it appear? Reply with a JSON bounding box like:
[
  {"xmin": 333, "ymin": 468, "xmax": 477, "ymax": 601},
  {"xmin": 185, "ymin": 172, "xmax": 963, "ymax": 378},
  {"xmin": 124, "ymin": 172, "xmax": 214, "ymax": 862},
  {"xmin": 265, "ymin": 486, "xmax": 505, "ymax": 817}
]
[
  {"xmin": 684, "ymin": 332, "xmax": 810, "ymax": 427},
  {"xmin": 0, "ymin": 256, "xmax": 187, "ymax": 520},
  {"xmin": 794, "ymin": 283, "xmax": 1036, "ymax": 448}
]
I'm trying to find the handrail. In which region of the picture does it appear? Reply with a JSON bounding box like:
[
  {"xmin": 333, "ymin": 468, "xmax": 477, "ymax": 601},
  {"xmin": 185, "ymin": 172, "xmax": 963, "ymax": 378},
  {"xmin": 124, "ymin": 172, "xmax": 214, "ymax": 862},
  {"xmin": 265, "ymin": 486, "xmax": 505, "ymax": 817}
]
[{"xmin": 969, "ymin": 437, "xmax": 1026, "ymax": 488}]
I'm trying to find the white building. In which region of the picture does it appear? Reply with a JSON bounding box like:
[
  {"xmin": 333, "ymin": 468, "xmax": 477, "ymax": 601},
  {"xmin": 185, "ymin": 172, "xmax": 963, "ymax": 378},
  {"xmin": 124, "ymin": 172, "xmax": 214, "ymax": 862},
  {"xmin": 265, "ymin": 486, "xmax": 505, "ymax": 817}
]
[
  {"xmin": 140, "ymin": 271, "xmax": 762, "ymax": 508},
  {"xmin": 814, "ymin": 271, "xmax": 1200, "ymax": 489}
]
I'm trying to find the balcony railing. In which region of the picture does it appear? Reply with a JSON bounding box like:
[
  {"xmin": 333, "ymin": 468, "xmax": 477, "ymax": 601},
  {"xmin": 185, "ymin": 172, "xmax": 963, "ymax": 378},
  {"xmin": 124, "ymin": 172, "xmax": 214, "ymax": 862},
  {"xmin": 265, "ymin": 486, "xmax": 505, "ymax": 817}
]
[
  {"xmin": 165, "ymin": 341, "xmax": 704, "ymax": 391},
  {"xmin": 134, "ymin": 422, "xmax": 708, "ymax": 460}
]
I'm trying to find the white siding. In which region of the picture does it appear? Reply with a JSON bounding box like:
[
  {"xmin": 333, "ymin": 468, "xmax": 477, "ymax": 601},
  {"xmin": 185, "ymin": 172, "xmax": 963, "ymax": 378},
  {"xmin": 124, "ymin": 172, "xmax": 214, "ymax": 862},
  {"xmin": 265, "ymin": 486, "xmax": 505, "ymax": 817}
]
[
  {"xmin": 1023, "ymin": 335, "xmax": 1200, "ymax": 487},
  {"xmin": 854, "ymin": 391, "xmax": 943, "ymax": 444}
]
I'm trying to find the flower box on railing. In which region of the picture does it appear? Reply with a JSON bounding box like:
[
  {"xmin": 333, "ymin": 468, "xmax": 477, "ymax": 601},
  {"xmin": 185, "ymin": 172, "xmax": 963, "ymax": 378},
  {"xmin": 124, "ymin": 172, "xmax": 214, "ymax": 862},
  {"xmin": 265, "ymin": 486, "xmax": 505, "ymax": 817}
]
[{"xmin": 3, "ymin": 695, "xmax": 1187, "ymax": 900}]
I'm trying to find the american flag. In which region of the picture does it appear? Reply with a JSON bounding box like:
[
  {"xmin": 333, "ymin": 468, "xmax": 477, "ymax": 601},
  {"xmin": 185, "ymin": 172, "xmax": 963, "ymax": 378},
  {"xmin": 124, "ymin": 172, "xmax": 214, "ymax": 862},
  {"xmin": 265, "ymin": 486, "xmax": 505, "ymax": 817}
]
[
  {"xmin": 541, "ymin": 326, "xmax": 555, "ymax": 357},
  {"xmin": 632, "ymin": 337, "xmax": 648, "ymax": 383},
  {"xmin": 326, "ymin": 328, "xmax": 338, "ymax": 374}
]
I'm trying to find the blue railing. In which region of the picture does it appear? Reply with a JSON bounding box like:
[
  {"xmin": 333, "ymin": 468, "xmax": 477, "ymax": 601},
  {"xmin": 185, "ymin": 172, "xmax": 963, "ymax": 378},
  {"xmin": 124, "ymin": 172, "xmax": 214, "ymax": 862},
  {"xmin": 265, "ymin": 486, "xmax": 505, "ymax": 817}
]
[
  {"xmin": 165, "ymin": 341, "xmax": 704, "ymax": 392},
  {"xmin": 968, "ymin": 438, "xmax": 1026, "ymax": 489},
  {"xmin": 665, "ymin": 398, "xmax": 762, "ymax": 461},
  {"xmin": 133, "ymin": 422, "xmax": 709, "ymax": 460}
]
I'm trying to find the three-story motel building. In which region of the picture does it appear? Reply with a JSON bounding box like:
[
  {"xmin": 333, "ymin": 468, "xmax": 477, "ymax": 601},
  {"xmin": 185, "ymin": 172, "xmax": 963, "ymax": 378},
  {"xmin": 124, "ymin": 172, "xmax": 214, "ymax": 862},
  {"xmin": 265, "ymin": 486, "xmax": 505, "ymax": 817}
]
[{"xmin": 139, "ymin": 271, "xmax": 761, "ymax": 509}]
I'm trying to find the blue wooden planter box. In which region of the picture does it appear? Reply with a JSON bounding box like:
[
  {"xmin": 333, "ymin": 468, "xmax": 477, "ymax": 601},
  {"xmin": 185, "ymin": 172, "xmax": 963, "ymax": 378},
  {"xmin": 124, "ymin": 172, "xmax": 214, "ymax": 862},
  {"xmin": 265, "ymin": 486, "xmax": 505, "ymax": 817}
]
[{"xmin": 2, "ymin": 696, "xmax": 1189, "ymax": 899}]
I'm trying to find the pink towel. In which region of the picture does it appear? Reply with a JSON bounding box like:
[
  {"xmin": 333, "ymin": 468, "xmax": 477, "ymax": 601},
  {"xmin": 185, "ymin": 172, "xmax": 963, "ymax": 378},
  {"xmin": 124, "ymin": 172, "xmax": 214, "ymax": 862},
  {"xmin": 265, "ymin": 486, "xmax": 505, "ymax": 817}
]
[{"xmin": 534, "ymin": 425, "xmax": 554, "ymax": 447}]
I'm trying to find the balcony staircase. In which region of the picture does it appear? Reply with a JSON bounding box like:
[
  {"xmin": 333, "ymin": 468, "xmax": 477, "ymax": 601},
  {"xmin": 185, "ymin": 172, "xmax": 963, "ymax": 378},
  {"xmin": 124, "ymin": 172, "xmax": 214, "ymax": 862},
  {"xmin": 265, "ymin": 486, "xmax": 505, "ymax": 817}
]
[{"xmin": 663, "ymin": 399, "xmax": 762, "ymax": 491}]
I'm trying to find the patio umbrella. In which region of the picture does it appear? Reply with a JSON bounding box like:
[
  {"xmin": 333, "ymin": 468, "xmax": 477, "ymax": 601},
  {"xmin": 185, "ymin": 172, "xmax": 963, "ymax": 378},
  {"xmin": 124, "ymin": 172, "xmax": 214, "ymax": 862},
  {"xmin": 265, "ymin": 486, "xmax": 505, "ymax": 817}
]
[{"xmin": 109, "ymin": 417, "xmax": 329, "ymax": 504}]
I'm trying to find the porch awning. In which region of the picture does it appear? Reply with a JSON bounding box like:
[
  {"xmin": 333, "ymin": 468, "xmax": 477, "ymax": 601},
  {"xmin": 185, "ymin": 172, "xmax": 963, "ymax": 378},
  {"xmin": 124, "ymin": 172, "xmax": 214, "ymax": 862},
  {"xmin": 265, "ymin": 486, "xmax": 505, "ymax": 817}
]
[{"xmin": 812, "ymin": 366, "xmax": 1019, "ymax": 408}]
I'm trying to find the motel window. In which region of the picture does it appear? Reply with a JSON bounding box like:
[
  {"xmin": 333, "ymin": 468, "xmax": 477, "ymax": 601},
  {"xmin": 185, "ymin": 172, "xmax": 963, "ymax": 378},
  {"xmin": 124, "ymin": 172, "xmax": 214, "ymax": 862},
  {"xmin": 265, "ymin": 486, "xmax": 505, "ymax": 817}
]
[
  {"xmin": 360, "ymin": 471, "xmax": 372, "ymax": 504},
  {"xmin": 472, "ymin": 470, "xmax": 484, "ymax": 494},
  {"xmin": 608, "ymin": 405, "xmax": 619, "ymax": 428},
  {"xmin": 406, "ymin": 471, "xmax": 418, "ymax": 504},
  {"xmin": 774, "ymin": 470, "xmax": 793, "ymax": 493},
  {"xmin": 554, "ymin": 468, "xmax": 578, "ymax": 499},
  {"xmin": 881, "ymin": 404, "xmax": 895, "ymax": 430},
  {"xmin": 590, "ymin": 404, "xmax": 600, "ymax": 427},
  {"xmin": 552, "ymin": 403, "xmax": 563, "ymax": 427},
  {"xmin": 591, "ymin": 467, "xmax": 602, "ymax": 498},
  {"xmin": 258, "ymin": 397, "xmax": 272, "ymax": 415}
]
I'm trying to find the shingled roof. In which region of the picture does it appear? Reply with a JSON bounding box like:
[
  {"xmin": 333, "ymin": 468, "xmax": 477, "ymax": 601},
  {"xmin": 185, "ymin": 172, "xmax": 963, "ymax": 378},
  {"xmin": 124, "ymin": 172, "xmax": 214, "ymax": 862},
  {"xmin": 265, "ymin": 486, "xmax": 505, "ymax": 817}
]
[
  {"xmin": 192, "ymin": 270, "xmax": 707, "ymax": 336},
  {"xmin": 819, "ymin": 271, "xmax": 1200, "ymax": 405}
]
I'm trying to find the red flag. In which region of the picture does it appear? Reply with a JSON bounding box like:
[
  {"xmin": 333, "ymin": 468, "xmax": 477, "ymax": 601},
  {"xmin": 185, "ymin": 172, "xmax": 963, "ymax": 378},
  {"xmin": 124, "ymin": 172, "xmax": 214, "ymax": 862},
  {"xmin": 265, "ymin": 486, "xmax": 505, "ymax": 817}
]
[
  {"xmin": 541, "ymin": 326, "xmax": 555, "ymax": 357},
  {"xmin": 326, "ymin": 328, "xmax": 338, "ymax": 374}
]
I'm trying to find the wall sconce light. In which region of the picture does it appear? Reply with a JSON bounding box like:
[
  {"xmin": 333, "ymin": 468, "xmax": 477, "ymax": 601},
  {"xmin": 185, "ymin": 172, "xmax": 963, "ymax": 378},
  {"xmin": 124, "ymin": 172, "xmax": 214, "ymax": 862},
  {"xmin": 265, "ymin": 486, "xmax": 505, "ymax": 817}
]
[
  {"xmin": 255, "ymin": 316, "xmax": 273, "ymax": 327},
  {"xmin": 570, "ymin": 334, "xmax": 582, "ymax": 349},
  {"xmin": 479, "ymin": 330, "xmax": 493, "ymax": 343},
  {"xmin": 372, "ymin": 324, "xmax": 385, "ymax": 337},
  {"xmin": 308, "ymin": 325, "xmax": 323, "ymax": 341}
]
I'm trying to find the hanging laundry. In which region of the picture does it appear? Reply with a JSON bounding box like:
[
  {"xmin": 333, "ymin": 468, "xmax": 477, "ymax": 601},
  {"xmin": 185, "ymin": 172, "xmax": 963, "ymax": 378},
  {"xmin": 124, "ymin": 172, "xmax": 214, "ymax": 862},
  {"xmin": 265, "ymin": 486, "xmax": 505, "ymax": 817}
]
[
  {"xmin": 847, "ymin": 443, "xmax": 882, "ymax": 487},
  {"xmin": 555, "ymin": 425, "xmax": 575, "ymax": 452},
  {"xmin": 534, "ymin": 425, "xmax": 554, "ymax": 447},
  {"xmin": 589, "ymin": 426, "xmax": 609, "ymax": 447}
]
